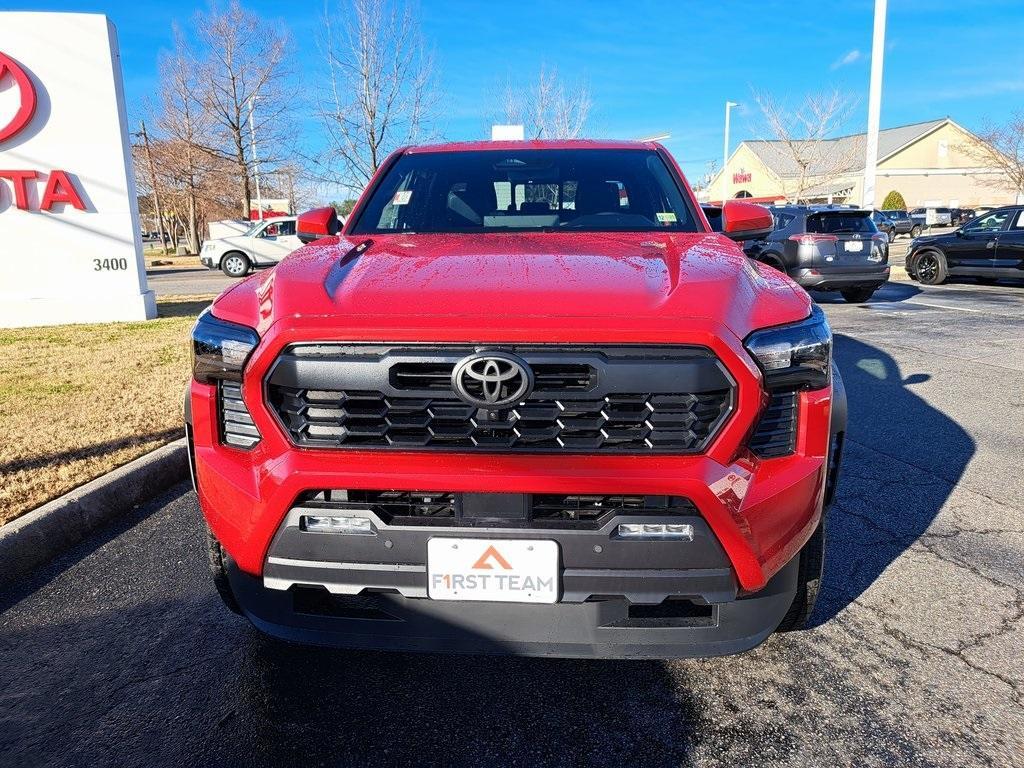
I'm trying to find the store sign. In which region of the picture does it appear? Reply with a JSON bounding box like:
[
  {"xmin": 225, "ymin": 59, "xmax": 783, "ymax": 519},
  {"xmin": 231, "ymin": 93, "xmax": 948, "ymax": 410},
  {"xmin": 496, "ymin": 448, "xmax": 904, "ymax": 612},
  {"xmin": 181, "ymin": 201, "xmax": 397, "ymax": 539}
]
[
  {"xmin": 0, "ymin": 13, "xmax": 155, "ymax": 328},
  {"xmin": 733, "ymin": 171, "xmax": 752, "ymax": 184}
]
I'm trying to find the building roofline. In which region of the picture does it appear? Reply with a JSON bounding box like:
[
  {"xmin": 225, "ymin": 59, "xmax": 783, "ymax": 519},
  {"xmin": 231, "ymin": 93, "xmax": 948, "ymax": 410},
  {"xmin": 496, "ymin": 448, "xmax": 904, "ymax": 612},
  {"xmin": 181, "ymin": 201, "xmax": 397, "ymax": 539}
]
[{"xmin": 741, "ymin": 117, "xmax": 950, "ymax": 148}]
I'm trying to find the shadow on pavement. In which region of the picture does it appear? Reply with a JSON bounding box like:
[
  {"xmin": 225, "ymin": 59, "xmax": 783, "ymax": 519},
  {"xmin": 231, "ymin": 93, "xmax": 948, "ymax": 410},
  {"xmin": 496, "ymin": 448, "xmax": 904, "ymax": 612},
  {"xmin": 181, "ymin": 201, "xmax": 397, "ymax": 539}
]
[
  {"xmin": 0, "ymin": 593, "xmax": 703, "ymax": 767},
  {"xmin": 812, "ymin": 333, "xmax": 975, "ymax": 624},
  {"xmin": 811, "ymin": 281, "xmax": 922, "ymax": 304},
  {"xmin": 157, "ymin": 297, "xmax": 214, "ymax": 318}
]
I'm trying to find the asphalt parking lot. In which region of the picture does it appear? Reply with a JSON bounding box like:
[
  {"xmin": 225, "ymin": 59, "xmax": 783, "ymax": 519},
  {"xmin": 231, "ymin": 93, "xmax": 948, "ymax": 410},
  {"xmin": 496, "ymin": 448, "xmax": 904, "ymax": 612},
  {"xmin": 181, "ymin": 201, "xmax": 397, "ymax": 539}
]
[
  {"xmin": 2, "ymin": 275, "xmax": 1023, "ymax": 767},
  {"xmin": 148, "ymin": 265, "xmax": 238, "ymax": 296}
]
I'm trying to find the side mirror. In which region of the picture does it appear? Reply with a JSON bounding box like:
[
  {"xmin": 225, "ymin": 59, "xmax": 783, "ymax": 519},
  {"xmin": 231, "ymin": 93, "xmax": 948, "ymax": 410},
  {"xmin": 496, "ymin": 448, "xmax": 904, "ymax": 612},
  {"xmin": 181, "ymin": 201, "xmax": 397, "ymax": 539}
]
[
  {"xmin": 297, "ymin": 207, "xmax": 342, "ymax": 244},
  {"xmin": 721, "ymin": 200, "xmax": 774, "ymax": 241}
]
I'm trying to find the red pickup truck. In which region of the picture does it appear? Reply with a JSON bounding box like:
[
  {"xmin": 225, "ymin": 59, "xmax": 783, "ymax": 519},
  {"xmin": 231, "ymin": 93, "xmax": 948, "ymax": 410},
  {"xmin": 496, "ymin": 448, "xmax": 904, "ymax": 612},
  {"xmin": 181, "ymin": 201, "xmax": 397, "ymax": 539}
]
[{"xmin": 186, "ymin": 140, "xmax": 845, "ymax": 658}]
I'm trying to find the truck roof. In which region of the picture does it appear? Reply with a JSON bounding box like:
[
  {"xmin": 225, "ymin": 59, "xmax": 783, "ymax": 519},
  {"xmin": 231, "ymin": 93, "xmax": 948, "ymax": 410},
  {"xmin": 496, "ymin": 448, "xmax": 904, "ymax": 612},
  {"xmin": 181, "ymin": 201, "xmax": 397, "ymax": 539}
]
[{"xmin": 404, "ymin": 138, "xmax": 662, "ymax": 154}]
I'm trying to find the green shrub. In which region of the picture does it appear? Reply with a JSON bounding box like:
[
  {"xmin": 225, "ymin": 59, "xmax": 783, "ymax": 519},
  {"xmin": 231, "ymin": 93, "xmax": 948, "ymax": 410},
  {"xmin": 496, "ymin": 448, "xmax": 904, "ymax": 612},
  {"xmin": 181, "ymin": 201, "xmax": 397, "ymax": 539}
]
[{"xmin": 881, "ymin": 190, "xmax": 907, "ymax": 210}]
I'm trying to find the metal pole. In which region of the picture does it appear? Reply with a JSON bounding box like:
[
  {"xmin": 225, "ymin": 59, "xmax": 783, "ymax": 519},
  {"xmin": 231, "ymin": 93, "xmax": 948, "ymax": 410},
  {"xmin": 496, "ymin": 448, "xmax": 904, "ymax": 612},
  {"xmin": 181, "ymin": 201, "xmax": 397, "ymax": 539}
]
[
  {"xmin": 138, "ymin": 121, "xmax": 168, "ymax": 256},
  {"xmin": 248, "ymin": 96, "xmax": 264, "ymax": 221},
  {"xmin": 723, "ymin": 101, "xmax": 738, "ymax": 202},
  {"xmin": 862, "ymin": 0, "xmax": 887, "ymax": 208}
]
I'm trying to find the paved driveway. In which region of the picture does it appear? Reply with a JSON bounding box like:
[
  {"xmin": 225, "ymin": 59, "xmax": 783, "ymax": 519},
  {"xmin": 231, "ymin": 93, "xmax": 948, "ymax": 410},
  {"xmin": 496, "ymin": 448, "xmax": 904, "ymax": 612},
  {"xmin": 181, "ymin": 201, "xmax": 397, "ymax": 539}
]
[{"xmin": 2, "ymin": 279, "xmax": 1022, "ymax": 767}]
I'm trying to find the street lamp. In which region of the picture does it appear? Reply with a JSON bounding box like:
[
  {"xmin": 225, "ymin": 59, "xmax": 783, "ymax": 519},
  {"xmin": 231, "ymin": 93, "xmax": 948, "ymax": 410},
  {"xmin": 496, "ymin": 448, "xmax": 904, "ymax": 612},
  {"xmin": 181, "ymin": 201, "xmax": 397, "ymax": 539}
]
[{"xmin": 723, "ymin": 101, "xmax": 739, "ymax": 202}]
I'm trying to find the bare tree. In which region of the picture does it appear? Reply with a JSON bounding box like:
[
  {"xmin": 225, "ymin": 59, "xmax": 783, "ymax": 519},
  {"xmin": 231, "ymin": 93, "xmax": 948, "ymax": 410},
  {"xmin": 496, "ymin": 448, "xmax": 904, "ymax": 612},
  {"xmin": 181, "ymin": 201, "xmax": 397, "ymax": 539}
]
[
  {"xmin": 154, "ymin": 29, "xmax": 218, "ymax": 252},
  {"xmin": 754, "ymin": 89, "xmax": 857, "ymax": 202},
  {"xmin": 497, "ymin": 65, "xmax": 591, "ymax": 139},
  {"xmin": 193, "ymin": 0, "xmax": 293, "ymax": 217},
  {"xmin": 959, "ymin": 112, "xmax": 1024, "ymax": 200},
  {"xmin": 319, "ymin": 0, "xmax": 437, "ymax": 188}
]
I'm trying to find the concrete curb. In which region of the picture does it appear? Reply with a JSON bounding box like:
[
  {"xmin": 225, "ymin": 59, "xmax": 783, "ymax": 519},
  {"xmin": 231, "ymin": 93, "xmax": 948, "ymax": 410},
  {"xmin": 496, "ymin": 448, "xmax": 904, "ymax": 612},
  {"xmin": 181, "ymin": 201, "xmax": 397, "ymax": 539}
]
[{"xmin": 0, "ymin": 438, "xmax": 189, "ymax": 588}]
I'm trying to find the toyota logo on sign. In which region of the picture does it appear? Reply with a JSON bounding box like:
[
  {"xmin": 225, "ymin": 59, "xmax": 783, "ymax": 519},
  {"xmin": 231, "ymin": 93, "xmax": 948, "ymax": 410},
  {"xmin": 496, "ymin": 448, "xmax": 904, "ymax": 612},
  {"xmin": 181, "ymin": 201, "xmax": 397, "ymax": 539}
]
[
  {"xmin": 452, "ymin": 352, "xmax": 533, "ymax": 408},
  {"xmin": 0, "ymin": 51, "xmax": 37, "ymax": 144}
]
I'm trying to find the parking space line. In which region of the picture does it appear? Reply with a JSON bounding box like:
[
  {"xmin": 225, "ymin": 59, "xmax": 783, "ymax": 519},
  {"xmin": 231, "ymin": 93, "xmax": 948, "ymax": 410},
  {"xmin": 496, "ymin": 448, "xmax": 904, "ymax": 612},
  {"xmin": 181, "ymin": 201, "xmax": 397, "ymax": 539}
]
[{"xmin": 901, "ymin": 300, "xmax": 984, "ymax": 313}]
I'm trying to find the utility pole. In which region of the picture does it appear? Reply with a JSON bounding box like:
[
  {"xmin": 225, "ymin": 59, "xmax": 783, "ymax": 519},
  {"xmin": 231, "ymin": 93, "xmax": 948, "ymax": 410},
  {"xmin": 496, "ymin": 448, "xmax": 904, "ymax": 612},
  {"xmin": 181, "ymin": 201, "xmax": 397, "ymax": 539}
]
[
  {"xmin": 248, "ymin": 96, "xmax": 264, "ymax": 221},
  {"xmin": 138, "ymin": 121, "xmax": 168, "ymax": 256},
  {"xmin": 862, "ymin": 0, "xmax": 887, "ymax": 208},
  {"xmin": 722, "ymin": 101, "xmax": 739, "ymax": 202}
]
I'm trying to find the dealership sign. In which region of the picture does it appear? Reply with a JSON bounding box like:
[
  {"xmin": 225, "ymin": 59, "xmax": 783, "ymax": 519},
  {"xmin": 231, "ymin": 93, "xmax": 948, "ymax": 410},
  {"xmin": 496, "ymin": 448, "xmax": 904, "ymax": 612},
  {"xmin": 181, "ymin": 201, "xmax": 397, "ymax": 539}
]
[{"xmin": 0, "ymin": 13, "xmax": 155, "ymax": 328}]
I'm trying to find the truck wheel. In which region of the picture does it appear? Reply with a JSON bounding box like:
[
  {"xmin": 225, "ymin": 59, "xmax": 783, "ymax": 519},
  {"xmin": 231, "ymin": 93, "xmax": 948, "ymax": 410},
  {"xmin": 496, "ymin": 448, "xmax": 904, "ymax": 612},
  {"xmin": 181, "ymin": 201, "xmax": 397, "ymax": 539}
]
[
  {"xmin": 915, "ymin": 250, "xmax": 947, "ymax": 285},
  {"xmin": 221, "ymin": 252, "xmax": 251, "ymax": 278},
  {"xmin": 775, "ymin": 518, "xmax": 825, "ymax": 633},
  {"xmin": 886, "ymin": 228, "xmax": 896, "ymax": 243},
  {"xmin": 840, "ymin": 287, "xmax": 876, "ymax": 303},
  {"xmin": 910, "ymin": 225, "xmax": 922, "ymax": 238},
  {"xmin": 207, "ymin": 528, "xmax": 243, "ymax": 615}
]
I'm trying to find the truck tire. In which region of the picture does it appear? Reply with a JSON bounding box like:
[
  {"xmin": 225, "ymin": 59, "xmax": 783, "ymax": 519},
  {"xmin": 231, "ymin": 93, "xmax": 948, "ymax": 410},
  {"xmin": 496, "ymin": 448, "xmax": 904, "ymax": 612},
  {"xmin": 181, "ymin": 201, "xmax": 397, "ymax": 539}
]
[
  {"xmin": 910, "ymin": 225, "xmax": 922, "ymax": 238},
  {"xmin": 207, "ymin": 528, "xmax": 243, "ymax": 615},
  {"xmin": 914, "ymin": 250, "xmax": 948, "ymax": 285},
  {"xmin": 221, "ymin": 252, "xmax": 251, "ymax": 278},
  {"xmin": 775, "ymin": 518, "xmax": 825, "ymax": 633}
]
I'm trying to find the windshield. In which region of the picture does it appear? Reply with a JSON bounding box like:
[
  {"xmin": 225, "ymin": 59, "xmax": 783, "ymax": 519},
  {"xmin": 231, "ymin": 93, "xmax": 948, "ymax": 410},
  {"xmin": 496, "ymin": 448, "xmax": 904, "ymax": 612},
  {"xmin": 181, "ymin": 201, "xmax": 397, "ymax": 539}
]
[
  {"xmin": 242, "ymin": 221, "xmax": 264, "ymax": 237},
  {"xmin": 350, "ymin": 149, "xmax": 700, "ymax": 234}
]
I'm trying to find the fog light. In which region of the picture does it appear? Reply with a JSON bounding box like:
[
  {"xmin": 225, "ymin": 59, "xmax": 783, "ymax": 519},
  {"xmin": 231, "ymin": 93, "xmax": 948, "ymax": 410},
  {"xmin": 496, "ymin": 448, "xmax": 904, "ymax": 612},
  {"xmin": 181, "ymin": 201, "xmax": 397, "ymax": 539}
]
[
  {"xmin": 617, "ymin": 523, "xmax": 694, "ymax": 540},
  {"xmin": 302, "ymin": 515, "xmax": 375, "ymax": 535}
]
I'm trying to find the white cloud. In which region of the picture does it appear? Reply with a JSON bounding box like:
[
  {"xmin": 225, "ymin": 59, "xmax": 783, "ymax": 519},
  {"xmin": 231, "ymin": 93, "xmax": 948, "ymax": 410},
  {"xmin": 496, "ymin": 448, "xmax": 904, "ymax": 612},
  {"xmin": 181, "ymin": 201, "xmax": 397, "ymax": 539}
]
[{"xmin": 830, "ymin": 49, "xmax": 862, "ymax": 70}]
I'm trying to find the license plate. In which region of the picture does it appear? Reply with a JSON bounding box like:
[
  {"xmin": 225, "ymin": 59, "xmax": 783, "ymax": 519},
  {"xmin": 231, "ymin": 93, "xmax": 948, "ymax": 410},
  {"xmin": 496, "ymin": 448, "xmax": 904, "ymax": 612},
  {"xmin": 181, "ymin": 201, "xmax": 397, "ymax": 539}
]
[
  {"xmin": 844, "ymin": 240, "xmax": 863, "ymax": 252},
  {"xmin": 427, "ymin": 538, "xmax": 559, "ymax": 603}
]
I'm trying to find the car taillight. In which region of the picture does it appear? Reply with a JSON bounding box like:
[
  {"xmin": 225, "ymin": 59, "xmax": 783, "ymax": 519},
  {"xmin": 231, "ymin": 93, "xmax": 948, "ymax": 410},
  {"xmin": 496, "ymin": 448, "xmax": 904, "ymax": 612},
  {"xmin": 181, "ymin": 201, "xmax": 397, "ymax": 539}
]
[{"xmin": 788, "ymin": 234, "xmax": 838, "ymax": 246}]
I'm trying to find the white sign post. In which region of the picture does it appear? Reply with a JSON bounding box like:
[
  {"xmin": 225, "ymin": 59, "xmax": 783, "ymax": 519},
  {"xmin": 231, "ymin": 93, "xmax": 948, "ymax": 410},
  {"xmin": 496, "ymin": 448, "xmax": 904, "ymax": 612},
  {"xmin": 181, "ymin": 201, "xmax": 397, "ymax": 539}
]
[{"xmin": 0, "ymin": 12, "xmax": 156, "ymax": 328}]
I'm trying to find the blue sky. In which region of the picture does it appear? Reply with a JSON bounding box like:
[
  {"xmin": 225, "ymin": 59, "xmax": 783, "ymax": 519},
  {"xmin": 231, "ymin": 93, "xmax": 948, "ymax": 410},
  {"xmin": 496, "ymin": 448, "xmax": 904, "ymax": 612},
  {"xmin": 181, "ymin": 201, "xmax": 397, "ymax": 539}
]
[{"xmin": 10, "ymin": 0, "xmax": 1024, "ymax": 185}]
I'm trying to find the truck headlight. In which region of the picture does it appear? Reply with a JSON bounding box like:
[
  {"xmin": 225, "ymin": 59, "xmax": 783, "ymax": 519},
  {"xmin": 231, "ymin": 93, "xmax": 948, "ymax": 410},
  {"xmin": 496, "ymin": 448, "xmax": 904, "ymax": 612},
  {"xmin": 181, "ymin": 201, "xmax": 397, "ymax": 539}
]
[
  {"xmin": 191, "ymin": 309, "xmax": 259, "ymax": 384},
  {"xmin": 744, "ymin": 305, "xmax": 832, "ymax": 390}
]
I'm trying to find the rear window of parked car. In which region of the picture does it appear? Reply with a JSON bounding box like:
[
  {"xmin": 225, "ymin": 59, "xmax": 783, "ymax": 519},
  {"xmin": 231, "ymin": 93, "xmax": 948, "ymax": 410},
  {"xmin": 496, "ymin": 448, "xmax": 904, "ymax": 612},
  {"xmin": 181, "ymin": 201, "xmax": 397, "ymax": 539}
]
[
  {"xmin": 772, "ymin": 212, "xmax": 796, "ymax": 230},
  {"xmin": 806, "ymin": 212, "xmax": 877, "ymax": 234}
]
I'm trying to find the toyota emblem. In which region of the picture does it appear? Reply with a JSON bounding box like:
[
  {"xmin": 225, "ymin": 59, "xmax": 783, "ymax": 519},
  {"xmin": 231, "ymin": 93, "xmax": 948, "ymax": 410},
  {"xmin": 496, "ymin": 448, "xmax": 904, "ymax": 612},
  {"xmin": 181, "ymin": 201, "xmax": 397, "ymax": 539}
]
[
  {"xmin": 452, "ymin": 352, "xmax": 533, "ymax": 408},
  {"xmin": 0, "ymin": 52, "xmax": 38, "ymax": 145}
]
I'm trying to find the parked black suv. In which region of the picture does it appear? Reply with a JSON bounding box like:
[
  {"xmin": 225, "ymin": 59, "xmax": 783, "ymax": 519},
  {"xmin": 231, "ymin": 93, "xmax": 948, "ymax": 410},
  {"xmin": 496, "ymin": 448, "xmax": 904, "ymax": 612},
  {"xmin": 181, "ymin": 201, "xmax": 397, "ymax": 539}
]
[
  {"xmin": 745, "ymin": 206, "xmax": 890, "ymax": 302},
  {"xmin": 872, "ymin": 209, "xmax": 917, "ymax": 240},
  {"xmin": 906, "ymin": 205, "xmax": 1024, "ymax": 285}
]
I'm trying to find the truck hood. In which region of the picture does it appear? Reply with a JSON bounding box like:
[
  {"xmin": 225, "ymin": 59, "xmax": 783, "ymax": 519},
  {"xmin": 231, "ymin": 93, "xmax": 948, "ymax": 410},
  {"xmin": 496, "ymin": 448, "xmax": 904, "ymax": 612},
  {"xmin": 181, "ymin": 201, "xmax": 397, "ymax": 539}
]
[{"xmin": 212, "ymin": 232, "xmax": 810, "ymax": 340}]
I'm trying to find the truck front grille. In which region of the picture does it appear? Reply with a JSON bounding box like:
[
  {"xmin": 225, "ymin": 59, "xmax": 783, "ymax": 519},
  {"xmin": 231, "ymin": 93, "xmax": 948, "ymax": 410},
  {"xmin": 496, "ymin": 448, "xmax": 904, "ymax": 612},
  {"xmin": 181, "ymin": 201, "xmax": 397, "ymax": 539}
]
[{"xmin": 266, "ymin": 344, "xmax": 734, "ymax": 454}]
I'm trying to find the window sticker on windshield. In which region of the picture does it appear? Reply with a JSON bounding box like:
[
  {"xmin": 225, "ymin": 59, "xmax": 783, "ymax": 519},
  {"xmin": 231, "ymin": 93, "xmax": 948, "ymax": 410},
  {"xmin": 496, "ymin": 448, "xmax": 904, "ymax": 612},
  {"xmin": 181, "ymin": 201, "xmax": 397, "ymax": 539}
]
[
  {"xmin": 656, "ymin": 212, "xmax": 677, "ymax": 224},
  {"xmin": 392, "ymin": 190, "xmax": 413, "ymax": 206}
]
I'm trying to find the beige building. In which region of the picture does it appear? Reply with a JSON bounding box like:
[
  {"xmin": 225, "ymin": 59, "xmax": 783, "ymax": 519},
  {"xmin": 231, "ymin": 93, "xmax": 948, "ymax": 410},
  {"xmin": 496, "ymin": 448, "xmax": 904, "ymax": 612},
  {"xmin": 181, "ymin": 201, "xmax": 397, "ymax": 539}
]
[{"xmin": 706, "ymin": 118, "xmax": 1020, "ymax": 208}]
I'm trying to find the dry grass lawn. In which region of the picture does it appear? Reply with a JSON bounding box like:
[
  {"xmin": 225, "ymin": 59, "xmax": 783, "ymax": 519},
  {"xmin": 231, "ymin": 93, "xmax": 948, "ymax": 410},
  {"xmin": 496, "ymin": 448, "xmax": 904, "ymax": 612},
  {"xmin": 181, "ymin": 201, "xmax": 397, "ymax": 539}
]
[{"xmin": 0, "ymin": 296, "xmax": 214, "ymax": 525}]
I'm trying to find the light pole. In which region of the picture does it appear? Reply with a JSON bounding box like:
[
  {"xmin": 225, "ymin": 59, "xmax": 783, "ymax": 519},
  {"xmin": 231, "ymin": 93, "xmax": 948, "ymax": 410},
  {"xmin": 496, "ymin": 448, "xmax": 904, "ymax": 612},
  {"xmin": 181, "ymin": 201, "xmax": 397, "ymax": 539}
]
[
  {"xmin": 248, "ymin": 95, "xmax": 264, "ymax": 221},
  {"xmin": 723, "ymin": 101, "xmax": 739, "ymax": 202},
  {"xmin": 862, "ymin": 0, "xmax": 887, "ymax": 208}
]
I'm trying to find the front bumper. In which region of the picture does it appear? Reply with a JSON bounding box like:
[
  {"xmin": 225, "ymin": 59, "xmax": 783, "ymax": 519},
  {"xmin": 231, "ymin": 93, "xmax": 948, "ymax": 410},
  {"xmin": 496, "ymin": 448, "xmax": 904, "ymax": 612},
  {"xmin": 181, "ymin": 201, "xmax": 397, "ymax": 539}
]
[
  {"xmin": 790, "ymin": 265, "xmax": 889, "ymax": 290},
  {"xmin": 200, "ymin": 254, "xmax": 215, "ymax": 269},
  {"xmin": 226, "ymin": 548, "xmax": 799, "ymax": 659}
]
